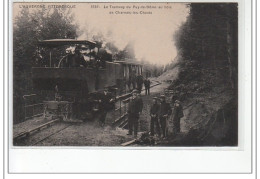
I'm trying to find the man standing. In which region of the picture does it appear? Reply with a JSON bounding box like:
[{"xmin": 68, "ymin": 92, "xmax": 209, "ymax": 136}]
[
  {"xmin": 68, "ymin": 47, "xmax": 88, "ymax": 67},
  {"xmin": 127, "ymin": 89, "xmax": 143, "ymax": 138},
  {"xmin": 159, "ymin": 95, "xmax": 172, "ymax": 138},
  {"xmin": 144, "ymin": 78, "xmax": 151, "ymax": 95},
  {"xmin": 98, "ymin": 88, "xmax": 114, "ymax": 126},
  {"xmin": 172, "ymin": 100, "xmax": 184, "ymax": 135},
  {"xmin": 150, "ymin": 97, "xmax": 161, "ymax": 137},
  {"xmin": 136, "ymin": 75, "xmax": 144, "ymax": 93}
]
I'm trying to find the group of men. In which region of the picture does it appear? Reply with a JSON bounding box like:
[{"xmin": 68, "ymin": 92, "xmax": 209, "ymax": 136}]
[
  {"xmin": 136, "ymin": 76, "xmax": 151, "ymax": 95},
  {"xmin": 150, "ymin": 95, "xmax": 171, "ymax": 138},
  {"xmin": 96, "ymin": 76, "xmax": 184, "ymax": 140},
  {"xmin": 126, "ymin": 89, "xmax": 184, "ymax": 139},
  {"xmin": 129, "ymin": 75, "xmax": 151, "ymax": 95},
  {"xmin": 150, "ymin": 95, "xmax": 184, "ymax": 138}
]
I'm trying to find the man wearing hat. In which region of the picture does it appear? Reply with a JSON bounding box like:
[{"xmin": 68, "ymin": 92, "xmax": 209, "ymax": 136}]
[
  {"xmin": 136, "ymin": 75, "xmax": 144, "ymax": 93},
  {"xmin": 98, "ymin": 88, "xmax": 114, "ymax": 126},
  {"xmin": 150, "ymin": 97, "xmax": 161, "ymax": 137},
  {"xmin": 159, "ymin": 95, "xmax": 172, "ymax": 138},
  {"xmin": 144, "ymin": 78, "xmax": 151, "ymax": 95},
  {"xmin": 68, "ymin": 46, "xmax": 88, "ymax": 67},
  {"xmin": 172, "ymin": 100, "xmax": 184, "ymax": 134},
  {"xmin": 127, "ymin": 89, "xmax": 143, "ymax": 137}
]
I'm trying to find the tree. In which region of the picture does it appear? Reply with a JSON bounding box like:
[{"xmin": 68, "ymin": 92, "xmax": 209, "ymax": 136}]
[
  {"xmin": 173, "ymin": 3, "xmax": 238, "ymax": 92},
  {"xmin": 13, "ymin": 8, "xmax": 78, "ymax": 73},
  {"xmin": 13, "ymin": 8, "xmax": 78, "ymax": 123}
]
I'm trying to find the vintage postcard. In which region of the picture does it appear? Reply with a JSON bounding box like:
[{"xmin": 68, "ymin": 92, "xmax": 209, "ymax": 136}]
[
  {"xmin": 6, "ymin": 0, "xmax": 256, "ymax": 175},
  {"xmin": 11, "ymin": 2, "xmax": 239, "ymax": 147}
]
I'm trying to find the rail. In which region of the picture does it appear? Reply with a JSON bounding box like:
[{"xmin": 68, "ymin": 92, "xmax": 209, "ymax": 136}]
[
  {"xmin": 13, "ymin": 119, "xmax": 77, "ymax": 146},
  {"xmin": 31, "ymin": 123, "xmax": 73, "ymax": 146}
]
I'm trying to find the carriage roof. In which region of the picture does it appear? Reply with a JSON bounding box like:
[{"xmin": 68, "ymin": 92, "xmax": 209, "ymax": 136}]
[{"xmin": 38, "ymin": 39, "xmax": 96, "ymax": 49}]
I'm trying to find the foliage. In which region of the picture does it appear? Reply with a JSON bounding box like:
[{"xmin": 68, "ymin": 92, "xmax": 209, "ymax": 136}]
[
  {"xmin": 13, "ymin": 8, "xmax": 78, "ymax": 71},
  {"xmin": 171, "ymin": 3, "xmax": 238, "ymax": 94},
  {"xmin": 13, "ymin": 8, "xmax": 78, "ymax": 123}
]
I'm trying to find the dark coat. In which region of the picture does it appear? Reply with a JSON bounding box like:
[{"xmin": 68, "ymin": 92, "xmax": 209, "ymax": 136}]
[
  {"xmin": 136, "ymin": 75, "xmax": 144, "ymax": 85},
  {"xmin": 173, "ymin": 104, "xmax": 184, "ymax": 119},
  {"xmin": 144, "ymin": 79, "xmax": 151, "ymax": 88},
  {"xmin": 128, "ymin": 96, "xmax": 143, "ymax": 115},
  {"xmin": 68, "ymin": 53, "xmax": 87, "ymax": 67},
  {"xmin": 159, "ymin": 101, "xmax": 172, "ymax": 117},
  {"xmin": 150, "ymin": 103, "xmax": 160, "ymax": 117},
  {"xmin": 99, "ymin": 92, "xmax": 113, "ymax": 111}
]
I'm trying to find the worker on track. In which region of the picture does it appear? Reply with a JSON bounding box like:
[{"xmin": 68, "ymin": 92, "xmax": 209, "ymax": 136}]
[
  {"xmin": 98, "ymin": 88, "xmax": 114, "ymax": 127},
  {"xmin": 68, "ymin": 47, "xmax": 88, "ymax": 67},
  {"xmin": 144, "ymin": 78, "xmax": 151, "ymax": 95},
  {"xmin": 159, "ymin": 95, "xmax": 172, "ymax": 138},
  {"xmin": 172, "ymin": 100, "xmax": 184, "ymax": 135},
  {"xmin": 136, "ymin": 75, "xmax": 144, "ymax": 93},
  {"xmin": 127, "ymin": 89, "xmax": 143, "ymax": 138},
  {"xmin": 150, "ymin": 97, "xmax": 161, "ymax": 137}
]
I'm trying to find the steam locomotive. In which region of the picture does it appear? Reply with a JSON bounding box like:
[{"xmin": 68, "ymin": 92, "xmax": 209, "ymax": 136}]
[{"xmin": 32, "ymin": 39, "xmax": 143, "ymax": 120}]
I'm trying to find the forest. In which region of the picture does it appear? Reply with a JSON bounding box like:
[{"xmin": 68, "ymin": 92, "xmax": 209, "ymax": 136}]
[
  {"xmin": 170, "ymin": 3, "xmax": 238, "ymax": 99},
  {"xmin": 167, "ymin": 3, "xmax": 238, "ymax": 145}
]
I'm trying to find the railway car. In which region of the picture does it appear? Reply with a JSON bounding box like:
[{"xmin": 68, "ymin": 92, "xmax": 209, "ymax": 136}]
[{"xmin": 32, "ymin": 39, "xmax": 143, "ymax": 120}]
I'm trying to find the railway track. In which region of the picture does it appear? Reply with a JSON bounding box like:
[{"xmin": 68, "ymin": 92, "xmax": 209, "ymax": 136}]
[
  {"xmin": 13, "ymin": 119, "xmax": 75, "ymax": 146},
  {"xmin": 31, "ymin": 123, "xmax": 73, "ymax": 146},
  {"xmin": 13, "ymin": 118, "xmax": 60, "ymax": 141},
  {"xmin": 14, "ymin": 80, "xmax": 162, "ymax": 146}
]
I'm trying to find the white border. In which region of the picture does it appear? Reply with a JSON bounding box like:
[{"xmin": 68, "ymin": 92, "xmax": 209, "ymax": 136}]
[{"xmin": 5, "ymin": 0, "xmax": 254, "ymax": 174}]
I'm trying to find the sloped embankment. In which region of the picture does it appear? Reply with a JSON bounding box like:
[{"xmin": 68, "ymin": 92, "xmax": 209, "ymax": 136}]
[
  {"xmin": 170, "ymin": 90, "xmax": 237, "ymax": 146},
  {"xmin": 154, "ymin": 65, "xmax": 238, "ymax": 146}
]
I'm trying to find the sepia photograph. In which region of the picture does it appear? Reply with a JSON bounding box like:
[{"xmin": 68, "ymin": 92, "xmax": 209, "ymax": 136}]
[{"xmin": 12, "ymin": 2, "xmax": 238, "ymax": 147}]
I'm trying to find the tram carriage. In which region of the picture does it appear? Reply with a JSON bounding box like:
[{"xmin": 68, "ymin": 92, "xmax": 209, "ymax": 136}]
[{"xmin": 32, "ymin": 39, "xmax": 143, "ymax": 120}]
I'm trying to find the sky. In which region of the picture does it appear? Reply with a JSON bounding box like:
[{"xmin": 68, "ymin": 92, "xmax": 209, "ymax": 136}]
[{"xmin": 13, "ymin": 3, "xmax": 189, "ymax": 65}]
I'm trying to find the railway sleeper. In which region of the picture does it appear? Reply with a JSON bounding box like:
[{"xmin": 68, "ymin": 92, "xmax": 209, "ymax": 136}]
[
  {"xmin": 118, "ymin": 118, "xmax": 128, "ymax": 128},
  {"xmin": 112, "ymin": 113, "xmax": 128, "ymax": 126}
]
